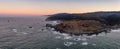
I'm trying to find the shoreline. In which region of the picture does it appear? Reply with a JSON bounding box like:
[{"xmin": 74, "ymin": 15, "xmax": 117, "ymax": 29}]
[{"xmin": 45, "ymin": 20, "xmax": 118, "ymax": 36}]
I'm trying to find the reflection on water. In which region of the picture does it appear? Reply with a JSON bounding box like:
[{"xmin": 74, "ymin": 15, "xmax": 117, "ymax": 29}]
[{"xmin": 0, "ymin": 17, "xmax": 120, "ymax": 49}]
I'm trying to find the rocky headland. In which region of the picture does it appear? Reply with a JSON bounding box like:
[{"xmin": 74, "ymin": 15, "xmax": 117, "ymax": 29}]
[{"xmin": 46, "ymin": 11, "xmax": 120, "ymax": 35}]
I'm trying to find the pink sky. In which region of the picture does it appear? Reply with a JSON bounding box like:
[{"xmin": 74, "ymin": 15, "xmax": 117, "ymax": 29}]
[{"xmin": 0, "ymin": 0, "xmax": 120, "ymax": 15}]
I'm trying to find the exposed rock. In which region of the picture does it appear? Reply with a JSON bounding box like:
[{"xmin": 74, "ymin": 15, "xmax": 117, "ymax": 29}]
[
  {"xmin": 46, "ymin": 11, "xmax": 120, "ymax": 35},
  {"xmin": 29, "ymin": 26, "xmax": 33, "ymax": 28},
  {"xmin": 53, "ymin": 20, "xmax": 107, "ymax": 35}
]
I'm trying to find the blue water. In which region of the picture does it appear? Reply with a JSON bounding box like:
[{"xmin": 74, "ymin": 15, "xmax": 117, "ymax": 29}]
[{"xmin": 0, "ymin": 16, "xmax": 120, "ymax": 49}]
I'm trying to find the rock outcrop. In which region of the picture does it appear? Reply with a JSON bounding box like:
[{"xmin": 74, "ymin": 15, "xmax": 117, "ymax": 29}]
[
  {"xmin": 53, "ymin": 20, "xmax": 108, "ymax": 35},
  {"xmin": 46, "ymin": 11, "xmax": 120, "ymax": 35}
]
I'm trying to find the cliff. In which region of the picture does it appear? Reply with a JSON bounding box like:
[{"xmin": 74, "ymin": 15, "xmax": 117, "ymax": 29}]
[{"xmin": 46, "ymin": 11, "xmax": 120, "ymax": 35}]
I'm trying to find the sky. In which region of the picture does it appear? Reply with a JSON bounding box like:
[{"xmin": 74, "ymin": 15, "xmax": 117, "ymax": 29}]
[{"xmin": 0, "ymin": 0, "xmax": 120, "ymax": 15}]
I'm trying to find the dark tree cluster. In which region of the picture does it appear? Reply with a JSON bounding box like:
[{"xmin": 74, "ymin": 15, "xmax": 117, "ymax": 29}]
[{"xmin": 46, "ymin": 11, "xmax": 120, "ymax": 26}]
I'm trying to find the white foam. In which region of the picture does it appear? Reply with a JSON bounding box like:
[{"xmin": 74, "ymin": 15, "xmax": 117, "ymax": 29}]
[
  {"xmin": 98, "ymin": 33, "xmax": 106, "ymax": 36},
  {"xmin": 21, "ymin": 32, "xmax": 28, "ymax": 35},
  {"xmin": 63, "ymin": 36, "xmax": 72, "ymax": 39},
  {"xmin": 64, "ymin": 42, "xmax": 74, "ymax": 46},
  {"xmin": 111, "ymin": 29, "xmax": 120, "ymax": 32},
  {"xmin": 61, "ymin": 33, "xmax": 69, "ymax": 36},
  {"xmin": 51, "ymin": 21, "xmax": 59, "ymax": 25},
  {"xmin": 12, "ymin": 29, "xmax": 17, "ymax": 32},
  {"xmin": 86, "ymin": 35, "xmax": 96, "ymax": 38},
  {"xmin": 91, "ymin": 35, "xmax": 97, "ymax": 37},
  {"xmin": 73, "ymin": 38, "xmax": 81, "ymax": 41},
  {"xmin": 81, "ymin": 38, "xmax": 87, "ymax": 41},
  {"xmin": 56, "ymin": 48, "xmax": 61, "ymax": 49},
  {"xmin": 81, "ymin": 42, "xmax": 88, "ymax": 45},
  {"xmin": 53, "ymin": 31, "xmax": 60, "ymax": 34},
  {"xmin": 51, "ymin": 28, "xmax": 55, "ymax": 31}
]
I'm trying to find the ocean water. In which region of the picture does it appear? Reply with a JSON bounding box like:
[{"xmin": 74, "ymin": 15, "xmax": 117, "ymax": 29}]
[{"xmin": 0, "ymin": 16, "xmax": 120, "ymax": 49}]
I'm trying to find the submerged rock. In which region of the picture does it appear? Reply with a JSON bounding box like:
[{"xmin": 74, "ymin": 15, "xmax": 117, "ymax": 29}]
[
  {"xmin": 29, "ymin": 26, "xmax": 33, "ymax": 28},
  {"xmin": 64, "ymin": 42, "xmax": 76, "ymax": 46}
]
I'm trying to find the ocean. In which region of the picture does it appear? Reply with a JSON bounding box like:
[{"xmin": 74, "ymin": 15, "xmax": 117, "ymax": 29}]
[{"xmin": 0, "ymin": 16, "xmax": 120, "ymax": 49}]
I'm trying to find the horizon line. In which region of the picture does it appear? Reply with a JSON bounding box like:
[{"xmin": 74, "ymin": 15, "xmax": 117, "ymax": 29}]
[{"xmin": 0, "ymin": 10, "xmax": 120, "ymax": 16}]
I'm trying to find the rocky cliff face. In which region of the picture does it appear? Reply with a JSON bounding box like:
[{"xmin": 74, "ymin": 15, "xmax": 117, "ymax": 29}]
[
  {"xmin": 46, "ymin": 11, "xmax": 120, "ymax": 35},
  {"xmin": 54, "ymin": 20, "xmax": 107, "ymax": 35}
]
